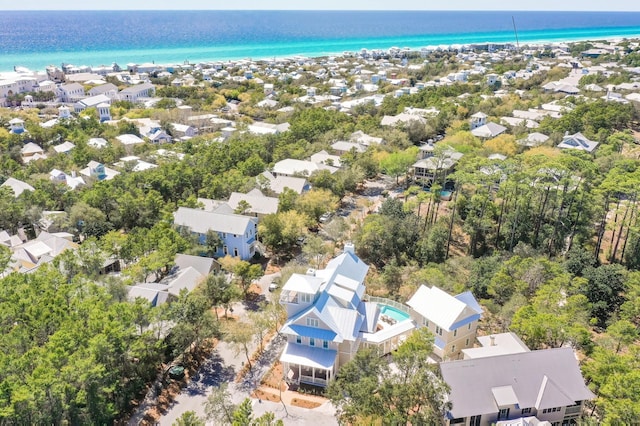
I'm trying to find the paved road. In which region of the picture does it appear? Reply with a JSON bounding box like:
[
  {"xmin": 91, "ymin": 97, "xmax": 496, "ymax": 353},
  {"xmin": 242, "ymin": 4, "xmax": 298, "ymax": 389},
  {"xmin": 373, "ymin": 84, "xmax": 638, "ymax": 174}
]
[{"xmin": 154, "ymin": 271, "xmax": 337, "ymax": 425}]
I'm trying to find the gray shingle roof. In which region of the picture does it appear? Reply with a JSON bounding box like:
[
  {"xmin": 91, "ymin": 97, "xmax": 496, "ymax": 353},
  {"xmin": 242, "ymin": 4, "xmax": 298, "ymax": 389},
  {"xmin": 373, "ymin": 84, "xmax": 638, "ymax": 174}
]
[
  {"xmin": 440, "ymin": 347, "xmax": 595, "ymax": 418},
  {"xmin": 173, "ymin": 207, "xmax": 256, "ymax": 235}
]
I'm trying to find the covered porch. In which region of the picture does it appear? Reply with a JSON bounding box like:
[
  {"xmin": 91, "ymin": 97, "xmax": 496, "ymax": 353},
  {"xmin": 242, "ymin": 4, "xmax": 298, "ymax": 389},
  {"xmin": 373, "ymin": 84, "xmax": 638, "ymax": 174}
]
[{"xmin": 280, "ymin": 342, "xmax": 337, "ymax": 388}]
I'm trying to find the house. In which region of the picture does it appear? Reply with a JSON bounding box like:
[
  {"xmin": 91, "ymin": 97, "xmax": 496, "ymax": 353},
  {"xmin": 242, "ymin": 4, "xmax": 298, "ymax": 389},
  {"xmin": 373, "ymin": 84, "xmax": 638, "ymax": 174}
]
[
  {"xmin": 58, "ymin": 105, "xmax": 72, "ymax": 119},
  {"xmin": 247, "ymin": 122, "xmax": 290, "ymax": 135},
  {"xmin": 272, "ymin": 159, "xmax": 337, "ymax": 177},
  {"xmin": 279, "ymin": 243, "xmax": 416, "ymax": 387},
  {"xmin": 53, "ymin": 141, "xmax": 76, "ymax": 154},
  {"xmin": 74, "ymin": 94, "xmax": 111, "ymax": 113},
  {"xmin": 350, "ymin": 130, "xmax": 383, "ymax": 146},
  {"xmin": 557, "ymin": 132, "xmax": 599, "ymax": 153},
  {"xmin": 148, "ymin": 129, "xmax": 173, "ymax": 144},
  {"xmin": 330, "ymin": 140, "xmax": 367, "ymax": 156},
  {"xmin": 440, "ymin": 348, "xmax": 595, "ymax": 426},
  {"xmin": 310, "ymin": 150, "xmax": 342, "ymax": 168},
  {"xmin": 97, "ymin": 103, "xmax": 112, "ymax": 122},
  {"xmin": 118, "ymin": 82, "xmax": 155, "ymax": 103},
  {"xmin": 381, "ymin": 113, "xmax": 427, "ymax": 127},
  {"xmin": 471, "ymin": 122, "xmax": 507, "ymax": 139},
  {"xmin": 127, "ymin": 253, "xmax": 220, "ymax": 307},
  {"xmin": 56, "ymin": 83, "xmax": 85, "ymax": 102},
  {"xmin": 10, "ymin": 231, "xmax": 78, "ymax": 272},
  {"xmin": 259, "ymin": 171, "xmax": 309, "ymax": 195},
  {"xmin": 88, "ymin": 82, "xmax": 119, "ymax": 99},
  {"xmin": 87, "ymin": 137, "xmax": 108, "ymax": 149},
  {"xmin": 1, "ymin": 177, "xmax": 34, "ymax": 197},
  {"xmin": 173, "ymin": 207, "xmax": 258, "ymax": 260},
  {"xmin": 227, "ymin": 190, "xmax": 279, "ymax": 218},
  {"xmin": 8, "ymin": 118, "xmax": 26, "ymax": 134},
  {"xmin": 49, "ymin": 169, "xmax": 85, "ymax": 190},
  {"xmin": 116, "ymin": 134, "xmax": 145, "ymax": 146},
  {"xmin": 470, "ymin": 112, "xmax": 488, "ymax": 130},
  {"xmin": 21, "ymin": 142, "xmax": 47, "ymax": 163},
  {"xmin": 170, "ymin": 123, "xmax": 197, "ymax": 138},
  {"xmin": 407, "ymin": 285, "xmax": 482, "ymax": 360},
  {"xmin": 517, "ymin": 133, "xmax": 550, "ymax": 147},
  {"xmin": 412, "ymin": 147, "xmax": 463, "ymax": 183},
  {"xmin": 462, "ymin": 332, "xmax": 530, "ymax": 360},
  {"xmin": 79, "ymin": 161, "xmax": 120, "ymax": 181}
]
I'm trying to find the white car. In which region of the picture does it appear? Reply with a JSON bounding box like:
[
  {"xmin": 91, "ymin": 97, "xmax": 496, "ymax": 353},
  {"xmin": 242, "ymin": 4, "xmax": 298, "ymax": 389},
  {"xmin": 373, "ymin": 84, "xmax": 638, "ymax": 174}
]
[{"xmin": 268, "ymin": 282, "xmax": 279, "ymax": 292}]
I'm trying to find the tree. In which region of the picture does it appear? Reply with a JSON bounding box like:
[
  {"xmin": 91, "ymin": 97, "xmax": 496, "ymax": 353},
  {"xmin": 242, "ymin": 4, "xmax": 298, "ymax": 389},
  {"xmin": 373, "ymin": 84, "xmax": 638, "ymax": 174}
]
[
  {"xmin": 294, "ymin": 189, "xmax": 339, "ymax": 222},
  {"xmin": 205, "ymin": 383, "xmax": 236, "ymax": 425},
  {"xmin": 234, "ymin": 199, "xmax": 252, "ymax": 215},
  {"xmin": 327, "ymin": 328, "xmax": 450, "ymax": 425},
  {"xmin": 302, "ymin": 234, "xmax": 330, "ymax": 267},
  {"xmin": 172, "ymin": 411, "xmax": 205, "ymax": 426},
  {"xmin": 224, "ymin": 320, "xmax": 254, "ymax": 370},
  {"xmin": 205, "ymin": 230, "xmax": 223, "ymax": 257},
  {"xmin": 379, "ymin": 147, "xmax": 418, "ymax": 185},
  {"xmin": 258, "ymin": 211, "xmax": 308, "ymax": 261}
]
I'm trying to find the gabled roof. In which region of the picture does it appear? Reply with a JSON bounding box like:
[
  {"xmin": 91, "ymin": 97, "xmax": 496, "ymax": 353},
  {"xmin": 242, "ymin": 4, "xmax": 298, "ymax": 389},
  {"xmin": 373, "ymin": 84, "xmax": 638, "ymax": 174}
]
[
  {"xmin": 227, "ymin": 191, "xmax": 279, "ymax": 216},
  {"xmin": 174, "ymin": 253, "xmax": 216, "ymax": 277},
  {"xmin": 407, "ymin": 285, "xmax": 482, "ymax": 331},
  {"xmin": 471, "ymin": 122, "xmax": 507, "ymax": 138},
  {"xmin": 173, "ymin": 207, "xmax": 256, "ymax": 235},
  {"xmin": 1, "ymin": 177, "xmax": 34, "ymax": 197},
  {"xmin": 440, "ymin": 348, "xmax": 595, "ymax": 418}
]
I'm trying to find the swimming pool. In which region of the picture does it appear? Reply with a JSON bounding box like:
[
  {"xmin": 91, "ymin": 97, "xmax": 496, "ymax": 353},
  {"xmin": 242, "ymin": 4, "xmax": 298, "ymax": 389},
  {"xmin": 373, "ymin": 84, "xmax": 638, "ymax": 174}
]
[{"xmin": 379, "ymin": 305, "xmax": 411, "ymax": 322}]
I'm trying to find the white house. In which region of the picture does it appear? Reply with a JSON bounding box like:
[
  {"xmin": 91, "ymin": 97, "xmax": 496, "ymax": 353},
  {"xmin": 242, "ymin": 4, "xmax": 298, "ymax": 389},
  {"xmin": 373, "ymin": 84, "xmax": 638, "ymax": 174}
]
[
  {"xmin": 1, "ymin": 177, "xmax": 34, "ymax": 197},
  {"xmin": 118, "ymin": 82, "xmax": 155, "ymax": 103},
  {"xmin": 407, "ymin": 285, "xmax": 483, "ymax": 361},
  {"xmin": 57, "ymin": 83, "xmax": 85, "ymax": 102},
  {"xmin": 557, "ymin": 132, "xmax": 599, "ymax": 153}
]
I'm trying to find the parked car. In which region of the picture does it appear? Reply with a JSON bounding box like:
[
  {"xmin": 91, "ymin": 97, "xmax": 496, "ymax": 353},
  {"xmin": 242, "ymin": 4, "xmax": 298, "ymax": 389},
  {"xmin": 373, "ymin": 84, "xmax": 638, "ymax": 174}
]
[{"xmin": 319, "ymin": 212, "xmax": 332, "ymax": 223}]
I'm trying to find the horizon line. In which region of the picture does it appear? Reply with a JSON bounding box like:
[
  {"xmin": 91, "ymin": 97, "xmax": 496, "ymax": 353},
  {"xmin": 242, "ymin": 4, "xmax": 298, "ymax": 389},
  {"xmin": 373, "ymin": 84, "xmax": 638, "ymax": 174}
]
[{"xmin": 2, "ymin": 9, "xmax": 640, "ymax": 12}]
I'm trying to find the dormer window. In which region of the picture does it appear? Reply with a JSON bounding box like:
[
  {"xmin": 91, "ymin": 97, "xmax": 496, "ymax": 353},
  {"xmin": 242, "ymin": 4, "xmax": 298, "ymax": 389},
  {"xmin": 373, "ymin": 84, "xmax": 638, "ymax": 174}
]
[
  {"xmin": 300, "ymin": 293, "xmax": 312, "ymax": 303},
  {"xmin": 306, "ymin": 318, "xmax": 319, "ymax": 328}
]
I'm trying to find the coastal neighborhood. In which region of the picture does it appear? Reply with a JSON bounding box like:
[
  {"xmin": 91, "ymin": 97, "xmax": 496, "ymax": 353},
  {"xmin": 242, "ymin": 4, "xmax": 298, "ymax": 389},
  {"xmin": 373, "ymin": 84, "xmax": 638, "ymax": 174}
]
[{"xmin": 1, "ymin": 24, "xmax": 640, "ymax": 426}]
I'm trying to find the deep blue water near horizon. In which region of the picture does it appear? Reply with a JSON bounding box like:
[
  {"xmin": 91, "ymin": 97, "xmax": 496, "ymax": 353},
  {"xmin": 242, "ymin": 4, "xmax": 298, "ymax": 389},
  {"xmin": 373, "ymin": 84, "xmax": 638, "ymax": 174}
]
[{"xmin": 1, "ymin": 10, "xmax": 640, "ymax": 72}]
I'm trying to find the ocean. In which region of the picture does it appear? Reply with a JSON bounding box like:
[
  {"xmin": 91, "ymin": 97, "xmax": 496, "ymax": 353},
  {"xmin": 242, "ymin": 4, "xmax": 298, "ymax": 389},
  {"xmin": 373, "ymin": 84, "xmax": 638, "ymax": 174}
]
[{"xmin": 1, "ymin": 10, "xmax": 640, "ymax": 72}]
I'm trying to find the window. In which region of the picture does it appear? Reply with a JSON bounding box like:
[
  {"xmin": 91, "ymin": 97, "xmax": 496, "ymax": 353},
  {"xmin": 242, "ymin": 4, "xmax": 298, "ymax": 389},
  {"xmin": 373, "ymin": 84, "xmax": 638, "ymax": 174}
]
[
  {"xmin": 309, "ymin": 338, "xmax": 315, "ymax": 347},
  {"xmin": 453, "ymin": 329, "xmax": 457, "ymax": 337},
  {"xmin": 451, "ymin": 345, "xmax": 455, "ymax": 353},
  {"xmin": 323, "ymin": 340, "xmax": 328, "ymax": 349},
  {"xmin": 521, "ymin": 408, "xmax": 532, "ymax": 415},
  {"xmin": 233, "ymin": 234, "xmax": 237, "ymax": 238},
  {"xmin": 306, "ymin": 318, "xmax": 319, "ymax": 327},
  {"xmin": 468, "ymin": 323, "xmax": 472, "ymax": 330},
  {"xmin": 422, "ymin": 318, "xmax": 429, "ymax": 327},
  {"xmin": 233, "ymin": 248, "xmax": 238, "ymax": 257},
  {"xmin": 301, "ymin": 293, "xmax": 312, "ymax": 303},
  {"xmin": 296, "ymin": 336, "xmax": 302, "ymax": 344},
  {"xmin": 466, "ymin": 338, "xmax": 470, "ymax": 346},
  {"xmin": 470, "ymin": 415, "xmax": 481, "ymax": 426},
  {"xmin": 450, "ymin": 418, "xmax": 465, "ymax": 424},
  {"xmin": 222, "ymin": 233, "xmax": 226, "ymax": 239},
  {"xmin": 498, "ymin": 408, "xmax": 510, "ymax": 420},
  {"xmin": 435, "ymin": 326, "xmax": 443, "ymax": 336},
  {"xmin": 223, "ymin": 246, "xmax": 228, "ymax": 255}
]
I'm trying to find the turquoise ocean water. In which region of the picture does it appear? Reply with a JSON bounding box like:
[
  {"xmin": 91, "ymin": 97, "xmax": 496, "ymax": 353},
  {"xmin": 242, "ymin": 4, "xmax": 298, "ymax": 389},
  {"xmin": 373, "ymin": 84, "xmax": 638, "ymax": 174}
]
[{"xmin": 1, "ymin": 11, "xmax": 640, "ymax": 72}]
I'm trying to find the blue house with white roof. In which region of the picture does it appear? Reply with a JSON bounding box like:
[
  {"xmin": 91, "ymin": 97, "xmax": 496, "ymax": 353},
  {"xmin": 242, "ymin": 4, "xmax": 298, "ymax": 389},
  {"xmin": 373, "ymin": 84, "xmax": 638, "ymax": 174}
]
[
  {"xmin": 172, "ymin": 207, "xmax": 258, "ymax": 260},
  {"xmin": 407, "ymin": 285, "xmax": 483, "ymax": 361},
  {"xmin": 279, "ymin": 243, "xmax": 417, "ymax": 387}
]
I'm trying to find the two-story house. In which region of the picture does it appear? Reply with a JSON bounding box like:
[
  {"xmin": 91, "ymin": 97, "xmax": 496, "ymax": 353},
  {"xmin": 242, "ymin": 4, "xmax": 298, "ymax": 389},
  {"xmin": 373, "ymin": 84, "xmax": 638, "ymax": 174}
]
[
  {"xmin": 172, "ymin": 207, "xmax": 258, "ymax": 260},
  {"xmin": 440, "ymin": 348, "xmax": 595, "ymax": 426},
  {"xmin": 407, "ymin": 285, "xmax": 483, "ymax": 361},
  {"xmin": 279, "ymin": 243, "xmax": 378, "ymax": 387},
  {"xmin": 56, "ymin": 83, "xmax": 85, "ymax": 103},
  {"xmin": 118, "ymin": 82, "xmax": 155, "ymax": 103}
]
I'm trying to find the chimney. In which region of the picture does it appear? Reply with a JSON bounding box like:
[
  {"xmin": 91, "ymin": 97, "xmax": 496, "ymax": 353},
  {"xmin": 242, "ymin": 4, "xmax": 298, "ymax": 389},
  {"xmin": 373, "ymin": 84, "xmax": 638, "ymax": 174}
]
[
  {"xmin": 490, "ymin": 335, "xmax": 496, "ymax": 346},
  {"xmin": 343, "ymin": 242, "xmax": 355, "ymax": 254},
  {"xmin": 306, "ymin": 268, "xmax": 316, "ymax": 276}
]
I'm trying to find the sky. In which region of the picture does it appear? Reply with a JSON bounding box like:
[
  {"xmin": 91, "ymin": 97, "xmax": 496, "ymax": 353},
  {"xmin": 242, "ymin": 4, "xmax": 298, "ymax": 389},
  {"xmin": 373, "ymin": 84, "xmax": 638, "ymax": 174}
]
[{"xmin": 1, "ymin": 0, "xmax": 639, "ymax": 11}]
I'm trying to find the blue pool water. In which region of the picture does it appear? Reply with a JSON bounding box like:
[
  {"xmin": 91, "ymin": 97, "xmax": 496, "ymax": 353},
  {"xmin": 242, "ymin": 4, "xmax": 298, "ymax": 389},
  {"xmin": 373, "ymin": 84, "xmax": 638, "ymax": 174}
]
[{"xmin": 380, "ymin": 305, "xmax": 411, "ymax": 322}]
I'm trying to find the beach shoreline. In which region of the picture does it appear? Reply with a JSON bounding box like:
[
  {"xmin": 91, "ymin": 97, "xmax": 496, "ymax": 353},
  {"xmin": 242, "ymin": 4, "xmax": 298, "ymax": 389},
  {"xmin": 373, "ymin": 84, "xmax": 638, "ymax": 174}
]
[{"xmin": 3, "ymin": 33, "xmax": 640, "ymax": 77}]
